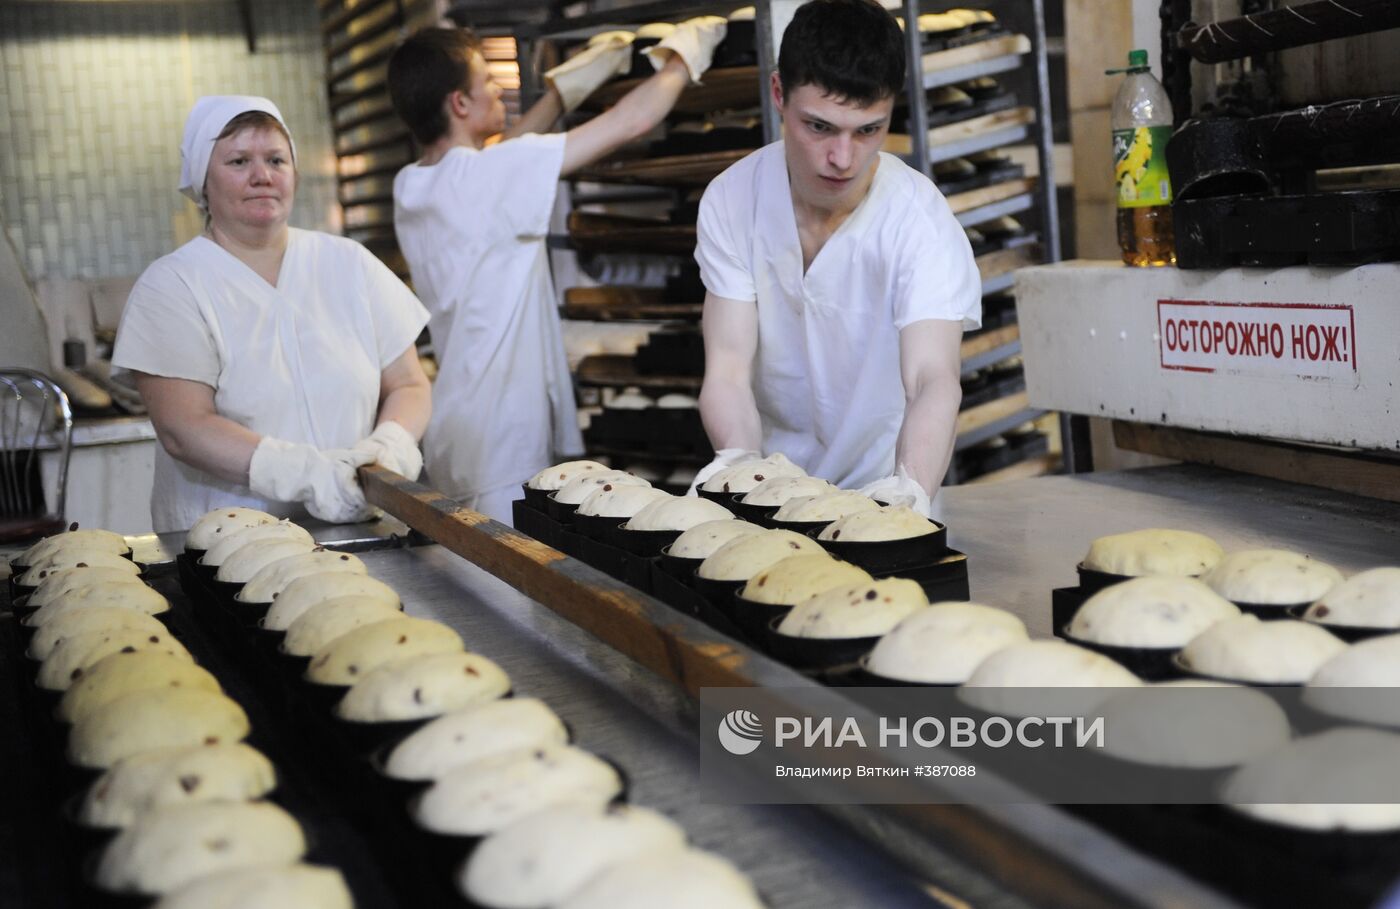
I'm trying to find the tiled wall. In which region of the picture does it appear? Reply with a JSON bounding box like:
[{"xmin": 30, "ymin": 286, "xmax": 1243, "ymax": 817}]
[{"xmin": 0, "ymin": 0, "xmax": 339, "ymax": 283}]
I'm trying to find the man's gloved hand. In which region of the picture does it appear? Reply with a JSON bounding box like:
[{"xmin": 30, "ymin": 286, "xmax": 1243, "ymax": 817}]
[
  {"xmin": 546, "ymin": 31, "xmax": 634, "ymax": 112},
  {"xmin": 645, "ymin": 16, "xmax": 727, "ymax": 83},
  {"xmin": 248, "ymin": 437, "xmax": 376, "ymax": 524},
  {"xmin": 352, "ymin": 421, "xmax": 423, "ymax": 481},
  {"xmin": 858, "ymin": 464, "xmax": 934, "ymax": 519},
  {"xmin": 686, "ymin": 447, "xmax": 762, "ymax": 496}
]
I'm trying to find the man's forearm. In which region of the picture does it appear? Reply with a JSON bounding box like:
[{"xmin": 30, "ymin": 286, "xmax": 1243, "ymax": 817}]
[
  {"xmin": 504, "ymin": 86, "xmax": 565, "ymax": 140},
  {"xmin": 699, "ymin": 377, "xmax": 763, "ymax": 452},
  {"xmin": 895, "ymin": 376, "xmax": 961, "ymax": 494},
  {"xmin": 376, "ymin": 384, "xmax": 431, "ymax": 440}
]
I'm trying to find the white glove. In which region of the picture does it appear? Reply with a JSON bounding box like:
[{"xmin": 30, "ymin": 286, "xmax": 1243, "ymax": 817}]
[
  {"xmin": 546, "ymin": 32, "xmax": 633, "ymax": 112},
  {"xmin": 687, "ymin": 447, "xmax": 762, "ymax": 496},
  {"xmin": 352, "ymin": 421, "xmax": 423, "ymax": 481},
  {"xmin": 645, "ymin": 16, "xmax": 727, "ymax": 83},
  {"xmin": 858, "ymin": 465, "xmax": 934, "ymax": 519},
  {"xmin": 248, "ymin": 437, "xmax": 376, "ymax": 524}
]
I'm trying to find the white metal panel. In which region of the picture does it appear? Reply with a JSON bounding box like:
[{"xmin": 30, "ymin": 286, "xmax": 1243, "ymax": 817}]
[{"xmin": 1015, "ymin": 260, "xmax": 1400, "ymax": 451}]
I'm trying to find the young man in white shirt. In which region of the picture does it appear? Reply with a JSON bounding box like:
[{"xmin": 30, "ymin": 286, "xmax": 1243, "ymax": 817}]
[
  {"xmin": 387, "ymin": 22, "xmax": 724, "ymax": 523},
  {"xmin": 693, "ymin": 0, "xmax": 979, "ymax": 515}
]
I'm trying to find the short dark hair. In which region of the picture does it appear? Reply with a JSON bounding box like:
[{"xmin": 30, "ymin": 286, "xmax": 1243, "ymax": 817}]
[
  {"xmin": 778, "ymin": 0, "xmax": 906, "ymax": 105},
  {"xmin": 387, "ymin": 26, "xmax": 483, "ymax": 145}
]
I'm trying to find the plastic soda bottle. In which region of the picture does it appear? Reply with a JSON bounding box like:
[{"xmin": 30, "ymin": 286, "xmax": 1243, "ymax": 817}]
[{"xmin": 1109, "ymin": 49, "xmax": 1175, "ymax": 266}]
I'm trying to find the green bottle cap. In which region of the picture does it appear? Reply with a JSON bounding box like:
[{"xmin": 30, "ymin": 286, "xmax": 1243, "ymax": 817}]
[{"xmin": 1106, "ymin": 49, "xmax": 1150, "ymax": 75}]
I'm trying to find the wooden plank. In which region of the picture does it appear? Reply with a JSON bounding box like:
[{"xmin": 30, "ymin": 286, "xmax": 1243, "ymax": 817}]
[
  {"xmin": 573, "ymin": 149, "xmax": 752, "ymax": 187},
  {"xmin": 564, "ymin": 301, "xmax": 703, "ymax": 322},
  {"xmin": 883, "ymin": 106, "xmax": 1035, "ymax": 156},
  {"xmin": 576, "ymin": 355, "xmax": 702, "ymax": 391},
  {"xmin": 565, "ymin": 286, "xmax": 666, "ymax": 307},
  {"xmin": 960, "ymin": 323, "xmax": 1019, "ymax": 361},
  {"xmin": 567, "ymin": 212, "xmax": 697, "ymax": 255},
  {"xmin": 956, "ymin": 390, "xmax": 1029, "ymax": 436},
  {"xmin": 1113, "ymin": 421, "xmax": 1400, "ymax": 505},
  {"xmin": 945, "ymin": 177, "xmax": 1036, "ymax": 216},
  {"xmin": 976, "ymin": 243, "xmax": 1041, "ymax": 282},
  {"xmin": 921, "ymin": 33, "xmax": 1031, "ymax": 76},
  {"xmin": 359, "ymin": 467, "xmax": 754, "ymax": 691},
  {"xmin": 967, "ymin": 452, "xmax": 1060, "ymax": 485},
  {"xmin": 581, "ymin": 66, "xmax": 759, "ymax": 115}
]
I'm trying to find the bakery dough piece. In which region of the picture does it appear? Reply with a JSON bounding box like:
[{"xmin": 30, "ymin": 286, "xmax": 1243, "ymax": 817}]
[
  {"xmin": 69, "ymin": 688, "xmax": 250, "ymax": 769},
  {"xmin": 386, "ymin": 697, "xmax": 569, "ymax": 782},
  {"xmin": 28, "ymin": 605, "xmax": 167, "ymax": 660},
  {"xmin": 337, "ymin": 651, "xmax": 510, "ymax": 722},
  {"xmin": 669, "ymin": 520, "xmax": 764, "ymax": 560},
  {"xmin": 20, "ymin": 528, "xmax": 129, "ymax": 566},
  {"xmin": 576, "ymin": 485, "xmax": 672, "ymax": 518},
  {"xmin": 818, "ymin": 505, "xmax": 938, "ymax": 543},
  {"xmin": 867, "ymin": 602, "xmax": 1028, "ymax": 683},
  {"xmin": 463, "ymin": 803, "xmax": 687, "ymax": 908},
  {"xmin": 1223, "ymin": 728, "xmax": 1400, "ymax": 832},
  {"xmin": 1178, "ymin": 615, "xmax": 1346, "ymax": 683},
  {"xmin": 556, "ymin": 848, "xmax": 763, "ymax": 909},
  {"xmin": 655, "ymin": 393, "xmax": 698, "ymax": 408},
  {"xmin": 414, "ymin": 743, "xmax": 623, "ymax": 836},
  {"xmin": 1081, "ymin": 528, "xmax": 1224, "ymax": 577},
  {"xmin": 1302, "ymin": 566, "xmax": 1400, "ymax": 628},
  {"xmin": 94, "ymin": 801, "xmax": 305, "ymax": 895},
  {"xmin": 1067, "ymin": 576, "xmax": 1241, "ymax": 647},
  {"xmin": 19, "ymin": 549, "xmax": 139, "ymax": 586},
  {"xmin": 625, "ymin": 496, "xmax": 733, "ymax": 532},
  {"xmin": 738, "ymin": 554, "xmax": 869, "ymax": 606},
  {"xmin": 186, "ymin": 506, "xmax": 277, "ymax": 551},
  {"xmin": 527, "ymin": 460, "xmax": 609, "ymax": 491},
  {"xmin": 697, "ymin": 529, "xmax": 826, "ymax": 581},
  {"xmin": 917, "ymin": 12, "xmax": 963, "ymax": 33},
  {"xmin": 282, "ymin": 595, "xmax": 405, "ymax": 657},
  {"xmin": 214, "ymin": 539, "xmax": 317, "ymax": 585},
  {"xmin": 238, "ymin": 549, "xmax": 368, "ymax": 604},
  {"xmin": 959, "ymin": 640, "xmax": 1141, "ymax": 718},
  {"xmin": 59, "ymin": 651, "xmax": 221, "ymax": 724},
  {"xmin": 727, "ymin": 6, "xmax": 755, "ymax": 21},
  {"xmin": 773, "ymin": 491, "xmax": 880, "ymax": 523},
  {"xmin": 778, "ymin": 577, "xmax": 927, "ymax": 639},
  {"xmin": 739, "ymin": 476, "xmax": 838, "ymax": 507},
  {"xmin": 701, "ymin": 453, "xmax": 806, "ymax": 495},
  {"xmin": 38, "ymin": 626, "xmax": 192, "ymax": 691},
  {"xmin": 151, "ymin": 864, "xmax": 352, "ymax": 909},
  {"xmin": 1304, "ymin": 635, "xmax": 1400, "ymax": 726},
  {"xmin": 263, "ymin": 573, "xmax": 400, "ymax": 631},
  {"xmin": 307, "ymin": 617, "xmax": 464, "ymax": 685},
  {"xmin": 1096, "ymin": 680, "xmax": 1290, "ymax": 769},
  {"xmin": 80, "ymin": 743, "xmax": 276, "ymax": 829},
  {"xmin": 1204, "ymin": 549, "xmax": 1343, "ymax": 606},
  {"xmin": 555, "ymin": 470, "xmax": 650, "ymax": 506},
  {"xmin": 606, "ymin": 391, "xmax": 653, "ymax": 410},
  {"xmin": 26, "ymin": 566, "xmax": 149, "ymax": 609},
  {"xmin": 26, "ymin": 581, "xmax": 169, "ymax": 628},
  {"xmin": 200, "ymin": 520, "xmax": 314, "ymax": 568}
]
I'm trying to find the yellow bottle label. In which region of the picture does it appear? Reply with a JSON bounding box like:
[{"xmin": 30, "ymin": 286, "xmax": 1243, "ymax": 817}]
[{"xmin": 1113, "ymin": 125, "xmax": 1173, "ymax": 208}]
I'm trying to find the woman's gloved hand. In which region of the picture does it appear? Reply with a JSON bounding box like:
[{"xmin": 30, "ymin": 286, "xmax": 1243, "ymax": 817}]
[
  {"xmin": 546, "ymin": 31, "xmax": 634, "ymax": 112},
  {"xmin": 686, "ymin": 447, "xmax": 762, "ymax": 496},
  {"xmin": 645, "ymin": 16, "xmax": 728, "ymax": 83},
  {"xmin": 248, "ymin": 437, "xmax": 375, "ymax": 523},
  {"xmin": 858, "ymin": 465, "xmax": 934, "ymax": 519},
  {"xmin": 352, "ymin": 421, "xmax": 423, "ymax": 481}
]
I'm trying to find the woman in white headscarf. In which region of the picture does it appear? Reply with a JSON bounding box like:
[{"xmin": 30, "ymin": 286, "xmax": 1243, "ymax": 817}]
[{"xmin": 113, "ymin": 95, "xmax": 432, "ymax": 533}]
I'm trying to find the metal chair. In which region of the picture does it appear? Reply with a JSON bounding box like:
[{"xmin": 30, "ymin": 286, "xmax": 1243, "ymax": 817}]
[{"xmin": 0, "ymin": 369, "xmax": 73, "ymax": 543}]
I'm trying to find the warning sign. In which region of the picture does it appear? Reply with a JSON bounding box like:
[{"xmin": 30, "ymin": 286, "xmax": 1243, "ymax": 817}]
[{"xmin": 1157, "ymin": 300, "xmax": 1357, "ymax": 383}]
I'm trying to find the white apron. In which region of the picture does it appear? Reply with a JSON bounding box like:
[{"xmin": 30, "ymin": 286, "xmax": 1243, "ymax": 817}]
[
  {"xmin": 393, "ymin": 135, "xmax": 582, "ymax": 509},
  {"xmin": 696, "ymin": 143, "xmax": 980, "ymax": 488},
  {"xmin": 113, "ymin": 229, "xmax": 428, "ymax": 532}
]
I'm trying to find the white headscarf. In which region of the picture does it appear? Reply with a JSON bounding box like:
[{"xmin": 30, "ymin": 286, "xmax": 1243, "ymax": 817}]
[{"xmin": 178, "ymin": 95, "xmax": 297, "ymax": 209}]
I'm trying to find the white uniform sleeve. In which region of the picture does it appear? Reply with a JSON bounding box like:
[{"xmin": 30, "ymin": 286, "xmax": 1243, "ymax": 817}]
[
  {"xmin": 695, "ymin": 176, "xmax": 756, "ymax": 302},
  {"xmin": 892, "ymin": 191, "xmax": 983, "ymax": 331},
  {"xmin": 111, "ymin": 262, "xmax": 221, "ymax": 387},
  {"xmin": 357, "ymin": 246, "xmax": 431, "ymax": 368},
  {"xmin": 468, "ymin": 133, "xmax": 566, "ymax": 239}
]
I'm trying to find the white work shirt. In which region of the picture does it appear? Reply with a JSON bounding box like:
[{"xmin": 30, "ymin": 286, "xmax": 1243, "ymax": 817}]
[
  {"xmin": 695, "ymin": 142, "xmax": 981, "ymax": 489},
  {"xmin": 113, "ymin": 228, "xmax": 429, "ymax": 532},
  {"xmin": 393, "ymin": 133, "xmax": 582, "ymax": 502}
]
